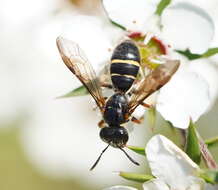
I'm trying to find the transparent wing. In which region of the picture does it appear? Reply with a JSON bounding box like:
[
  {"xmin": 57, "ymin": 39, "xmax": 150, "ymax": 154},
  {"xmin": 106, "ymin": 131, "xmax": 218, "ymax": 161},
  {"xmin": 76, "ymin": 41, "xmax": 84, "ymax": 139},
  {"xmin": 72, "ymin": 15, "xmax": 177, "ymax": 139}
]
[
  {"xmin": 128, "ymin": 60, "xmax": 180, "ymax": 114},
  {"xmin": 56, "ymin": 36, "xmax": 105, "ymax": 111}
]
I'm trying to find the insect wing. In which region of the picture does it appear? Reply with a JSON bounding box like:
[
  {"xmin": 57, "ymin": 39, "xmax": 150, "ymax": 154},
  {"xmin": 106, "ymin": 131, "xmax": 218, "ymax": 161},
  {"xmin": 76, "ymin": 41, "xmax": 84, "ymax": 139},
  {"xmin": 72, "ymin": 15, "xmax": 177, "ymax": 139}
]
[
  {"xmin": 128, "ymin": 60, "xmax": 180, "ymax": 114},
  {"xmin": 56, "ymin": 37, "xmax": 105, "ymax": 111}
]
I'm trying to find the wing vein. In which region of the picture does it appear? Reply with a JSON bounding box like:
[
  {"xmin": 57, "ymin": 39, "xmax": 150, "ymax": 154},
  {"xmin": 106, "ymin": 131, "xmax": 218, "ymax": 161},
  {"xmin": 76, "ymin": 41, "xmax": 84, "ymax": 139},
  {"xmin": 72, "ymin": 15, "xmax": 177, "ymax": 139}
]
[{"xmin": 56, "ymin": 36, "xmax": 105, "ymax": 112}]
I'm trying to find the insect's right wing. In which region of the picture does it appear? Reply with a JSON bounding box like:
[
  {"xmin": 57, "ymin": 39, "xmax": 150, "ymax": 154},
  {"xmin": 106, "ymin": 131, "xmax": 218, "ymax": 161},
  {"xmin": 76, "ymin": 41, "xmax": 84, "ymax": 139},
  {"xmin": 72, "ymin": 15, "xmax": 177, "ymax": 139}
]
[
  {"xmin": 128, "ymin": 60, "xmax": 180, "ymax": 114},
  {"xmin": 56, "ymin": 36, "xmax": 105, "ymax": 112}
]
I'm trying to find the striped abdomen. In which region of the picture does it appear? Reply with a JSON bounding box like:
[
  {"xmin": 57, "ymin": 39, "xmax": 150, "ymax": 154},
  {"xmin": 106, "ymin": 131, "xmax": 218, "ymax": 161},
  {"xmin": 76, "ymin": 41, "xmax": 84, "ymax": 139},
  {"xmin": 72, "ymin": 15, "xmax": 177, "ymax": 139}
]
[{"xmin": 110, "ymin": 40, "xmax": 140, "ymax": 92}]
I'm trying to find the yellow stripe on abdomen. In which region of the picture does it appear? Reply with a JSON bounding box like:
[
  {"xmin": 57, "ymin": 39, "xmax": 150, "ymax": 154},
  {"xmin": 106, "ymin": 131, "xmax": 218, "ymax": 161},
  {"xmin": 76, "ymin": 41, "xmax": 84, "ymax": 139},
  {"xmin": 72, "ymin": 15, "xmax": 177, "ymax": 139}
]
[
  {"xmin": 111, "ymin": 73, "xmax": 136, "ymax": 80},
  {"xmin": 111, "ymin": 59, "xmax": 140, "ymax": 67}
]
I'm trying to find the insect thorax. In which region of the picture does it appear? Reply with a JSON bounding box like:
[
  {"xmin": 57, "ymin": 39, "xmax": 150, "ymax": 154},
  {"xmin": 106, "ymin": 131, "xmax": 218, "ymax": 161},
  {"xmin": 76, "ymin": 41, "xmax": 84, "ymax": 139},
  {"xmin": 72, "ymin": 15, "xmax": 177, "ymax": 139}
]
[{"xmin": 103, "ymin": 93, "xmax": 128, "ymax": 126}]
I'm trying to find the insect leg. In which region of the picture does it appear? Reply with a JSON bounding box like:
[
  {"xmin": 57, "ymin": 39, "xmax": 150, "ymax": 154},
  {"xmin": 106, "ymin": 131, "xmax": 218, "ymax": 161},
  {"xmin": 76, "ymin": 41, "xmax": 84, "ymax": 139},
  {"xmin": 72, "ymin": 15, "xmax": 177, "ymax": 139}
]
[
  {"xmin": 98, "ymin": 120, "xmax": 106, "ymax": 128},
  {"xmin": 101, "ymin": 82, "xmax": 113, "ymax": 89},
  {"xmin": 140, "ymin": 102, "xmax": 152, "ymax": 108},
  {"xmin": 131, "ymin": 116, "xmax": 144, "ymax": 124}
]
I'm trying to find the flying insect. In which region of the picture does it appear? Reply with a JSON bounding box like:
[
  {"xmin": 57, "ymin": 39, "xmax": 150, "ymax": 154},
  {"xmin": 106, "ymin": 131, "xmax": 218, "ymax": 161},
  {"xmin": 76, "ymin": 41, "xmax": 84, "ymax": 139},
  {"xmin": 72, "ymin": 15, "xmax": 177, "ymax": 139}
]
[{"xmin": 56, "ymin": 37, "xmax": 180, "ymax": 170}]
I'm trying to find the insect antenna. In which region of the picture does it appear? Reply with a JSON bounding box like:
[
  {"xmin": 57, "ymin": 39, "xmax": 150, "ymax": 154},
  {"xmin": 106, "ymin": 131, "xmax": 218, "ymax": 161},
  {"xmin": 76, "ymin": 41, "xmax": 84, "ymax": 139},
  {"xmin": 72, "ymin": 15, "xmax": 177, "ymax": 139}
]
[
  {"xmin": 90, "ymin": 144, "xmax": 110, "ymax": 171},
  {"xmin": 119, "ymin": 147, "xmax": 140, "ymax": 166}
]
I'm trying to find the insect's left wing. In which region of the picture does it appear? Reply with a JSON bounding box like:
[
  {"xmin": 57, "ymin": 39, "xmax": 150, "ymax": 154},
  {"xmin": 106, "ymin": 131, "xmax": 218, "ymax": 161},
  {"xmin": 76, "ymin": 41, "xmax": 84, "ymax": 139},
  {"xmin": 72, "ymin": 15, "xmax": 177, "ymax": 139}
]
[
  {"xmin": 56, "ymin": 37, "xmax": 105, "ymax": 112},
  {"xmin": 128, "ymin": 60, "xmax": 180, "ymax": 114}
]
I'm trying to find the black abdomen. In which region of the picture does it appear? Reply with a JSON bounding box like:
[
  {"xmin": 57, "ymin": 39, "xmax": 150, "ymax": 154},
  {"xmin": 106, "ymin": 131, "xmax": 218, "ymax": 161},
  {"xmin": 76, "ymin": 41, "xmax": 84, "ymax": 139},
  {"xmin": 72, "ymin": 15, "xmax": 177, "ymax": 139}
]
[{"xmin": 110, "ymin": 40, "xmax": 140, "ymax": 92}]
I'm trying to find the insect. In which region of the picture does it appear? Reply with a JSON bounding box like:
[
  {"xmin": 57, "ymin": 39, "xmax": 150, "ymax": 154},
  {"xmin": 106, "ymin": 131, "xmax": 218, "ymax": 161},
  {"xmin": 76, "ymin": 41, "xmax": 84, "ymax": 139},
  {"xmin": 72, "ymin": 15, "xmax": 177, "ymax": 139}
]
[{"xmin": 56, "ymin": 37, "xmax": 180, "ymax": 170}]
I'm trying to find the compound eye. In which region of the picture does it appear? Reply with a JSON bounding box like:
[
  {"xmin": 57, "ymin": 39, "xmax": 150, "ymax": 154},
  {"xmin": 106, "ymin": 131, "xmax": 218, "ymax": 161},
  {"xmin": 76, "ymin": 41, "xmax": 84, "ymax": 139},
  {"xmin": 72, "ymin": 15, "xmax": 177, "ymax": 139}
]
[{"xmin": 99, "ymin": 127, "xmax": 112, "ymax": 143}]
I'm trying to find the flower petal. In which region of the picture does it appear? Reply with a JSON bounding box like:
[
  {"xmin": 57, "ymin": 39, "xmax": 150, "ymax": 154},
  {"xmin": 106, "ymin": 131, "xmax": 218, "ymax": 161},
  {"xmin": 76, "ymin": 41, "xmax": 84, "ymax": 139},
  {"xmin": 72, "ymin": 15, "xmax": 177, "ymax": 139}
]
[
  {"xmin": 146, "ymin": 135, "xmax": 200, "ymax": 189},
  {"xmin": 210, "ymin": 54, "xmax": 218, "ymax": 66},
  {"xmin": 187, "ymin": 176, "xmax": 205, "ymax": 190},
  {"xmin": 156, "ymin": 66, "xmax": 210, "ymax": 129},
  {"xmin": 103, "ymin": 0, "xmax": 161, "ymax": 32},
  {"xmin": 143, "ymin": 179, "xmax": 169, "ymax": 190},
  {"xmin": 103, "ymin": 185, "xmax": 138, "ymax": 190},
  {"xmin": 188, "ymin": 59, "xmax": 218, "ymax": 108},
  {"xmin": 161, "ymin": 2, "xmax": 215, "ymax": 54}
]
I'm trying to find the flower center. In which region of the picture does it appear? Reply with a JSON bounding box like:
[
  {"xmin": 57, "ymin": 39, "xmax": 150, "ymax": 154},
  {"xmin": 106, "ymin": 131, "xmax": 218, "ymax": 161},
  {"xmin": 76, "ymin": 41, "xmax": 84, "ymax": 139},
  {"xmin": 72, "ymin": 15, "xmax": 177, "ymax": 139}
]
[{"xmin": 128, "ymin": 32, "xmax": 168, "ymax": 70}]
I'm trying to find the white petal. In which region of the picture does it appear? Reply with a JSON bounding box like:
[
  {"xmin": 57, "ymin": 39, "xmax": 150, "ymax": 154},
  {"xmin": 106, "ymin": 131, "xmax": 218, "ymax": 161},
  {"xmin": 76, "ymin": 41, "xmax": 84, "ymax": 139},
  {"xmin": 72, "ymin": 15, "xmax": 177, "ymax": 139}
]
[
  {"xmin": 161, "ymin": 2, "xmax": 215, "ymax": 54},
  {"xmin": 103, "ymin": 0, "xmax": 161, "ymax": 32},
  {"xmin": 156, "ymin": 67, "xmax": 210, "ymax": 129},
  {"xmin": 103, "ymin": 186, "xmax": 138, "ymax": 190},
  {"xmin": 146, "ymin": 135, "xmax": 200, "ymax": 189},
  {"xmin": 143, "ymin": 179, "xmax": 169, "ymax": 190},
  {"xmin": 210, "ymin": 54, "xmax": 218, "ymax": 66},
  {"xmin": 187, "ymin": 176, "xmax": 205, "ymax": 190},
  {"xmin": 188, "ymin": 59, "xmax": 218, "ymax": 108},
  {"xmin": 171, "ymin": 0, "xmax": 218, "ymax": 16}
]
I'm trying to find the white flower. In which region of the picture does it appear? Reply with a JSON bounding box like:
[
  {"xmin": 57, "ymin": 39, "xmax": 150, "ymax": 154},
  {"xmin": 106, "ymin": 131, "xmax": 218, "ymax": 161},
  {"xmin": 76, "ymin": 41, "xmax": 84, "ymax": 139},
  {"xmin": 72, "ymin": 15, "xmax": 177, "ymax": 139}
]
[
  {"xmin": 102, "ymin": 0, "xmax": 218, "ymax": 129},
  {"xmin": 143, "ymin": 135, "xmax": 218, "ymax": 190},
  {"xmin": 156, "ymin": 58, "xmax": 218, "ymax": 129},
  {"xmin": 33, "ymin": 0, "xmax": 218, "ymax": 129},
  {"xmin": 145, "ymin": 135, "xmax": 202, "ymax": 190},
  {"xmin": 103, "ymin": 0, "xmax": 215, "ymax": 54},
  {"xmin": 104, "ymin": 135, "xmax": 218, "ymax": 190}
]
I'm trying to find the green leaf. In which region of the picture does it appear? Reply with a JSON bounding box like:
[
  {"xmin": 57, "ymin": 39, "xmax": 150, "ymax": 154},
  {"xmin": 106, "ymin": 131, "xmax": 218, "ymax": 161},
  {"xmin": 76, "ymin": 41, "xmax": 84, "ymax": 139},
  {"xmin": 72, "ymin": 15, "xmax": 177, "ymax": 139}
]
[
  {"xmin": 185, "ymin": 121, "xmax": 201, "ymax": 164},
  {"xmin": 155, "ymin": 0, "xmax": 171, "ymax": 16},
  {"xmin": 205, "ymin": 136, "xmax": 218, "ymax": 148},
  {"xmin": 127, "ymin": 145, "xmax": 145, "ymax": 156},
  {"xmin": 202, "ymin": 48, "xmax": 218, "ymax": 58},
  {"xmin": 110, "ymin": 19, "xmax": 126, "ymax": 30},
  {"xmin": 119, "ymin": 171, "xmax": 153, "ymax": 183},
  {"xmin": 176, "ymin": 49, "xmax": 201, "ymax": 60},
  {"xmin": 200, "ymin": 170, "xmax": 218, "ymax": 184},
  {"xmin": 56, "ymin": 85, "xmax": 88, "ymax": 98},
  {"xmin": 176, "ymin": 48, "xmax": 218, "ymax": 60}
]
